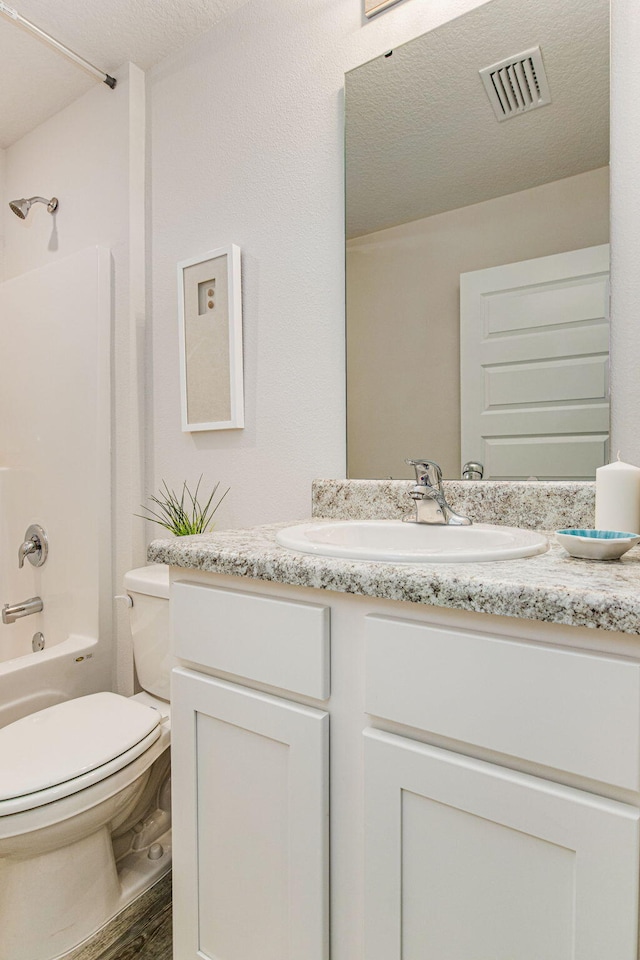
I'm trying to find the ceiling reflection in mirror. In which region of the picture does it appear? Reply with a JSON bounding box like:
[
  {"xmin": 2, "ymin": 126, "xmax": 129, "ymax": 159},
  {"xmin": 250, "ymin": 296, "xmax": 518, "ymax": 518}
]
[{"xmin": 346, "ymin": 0, "xmax": 609, "ymax": 480}]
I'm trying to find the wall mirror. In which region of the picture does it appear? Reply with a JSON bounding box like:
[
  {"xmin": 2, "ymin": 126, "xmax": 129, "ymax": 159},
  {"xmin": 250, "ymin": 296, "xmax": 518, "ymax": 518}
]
[{"xmin": 346, "ymin": 0, "xmax": 610, "ymax": 480}]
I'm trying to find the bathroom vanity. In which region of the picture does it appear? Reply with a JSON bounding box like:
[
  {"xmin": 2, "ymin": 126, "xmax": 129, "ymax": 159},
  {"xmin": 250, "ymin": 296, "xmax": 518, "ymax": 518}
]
[{"xmin": 150, "ymin": 481, "xmax": 640, "ymax": 960}]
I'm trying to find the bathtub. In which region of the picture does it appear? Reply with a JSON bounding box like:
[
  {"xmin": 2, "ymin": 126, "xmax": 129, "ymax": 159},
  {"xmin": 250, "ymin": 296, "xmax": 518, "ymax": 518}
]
[{"xmin": 0, "ymin": 634, "xmax": 102, "ymax": 728}]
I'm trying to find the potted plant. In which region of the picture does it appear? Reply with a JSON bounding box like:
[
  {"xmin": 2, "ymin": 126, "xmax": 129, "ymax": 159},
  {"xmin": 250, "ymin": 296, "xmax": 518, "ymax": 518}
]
[{"xmin": 138, "ymin": 476, "xmax": 229, "ymax": 536}]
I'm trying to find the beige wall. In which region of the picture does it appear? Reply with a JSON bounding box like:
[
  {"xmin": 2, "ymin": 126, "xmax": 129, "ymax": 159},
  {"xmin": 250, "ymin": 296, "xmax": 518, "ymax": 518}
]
[{"xmin": 347, "ymin": 166, "xmax": 610, "ymax": 479}]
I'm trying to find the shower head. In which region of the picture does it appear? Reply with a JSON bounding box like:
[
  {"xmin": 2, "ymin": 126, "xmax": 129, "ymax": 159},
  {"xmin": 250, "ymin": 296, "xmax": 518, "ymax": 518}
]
[{"xmin": 9, "ymin": 196, "xmax": 58, "ymax": 219}]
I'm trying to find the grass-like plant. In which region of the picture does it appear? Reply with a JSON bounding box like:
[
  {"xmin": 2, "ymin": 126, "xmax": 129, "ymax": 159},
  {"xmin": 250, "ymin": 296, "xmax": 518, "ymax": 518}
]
[{"xmin": 138, "ymin": 476, "xmax": 229, "ymax": 536}]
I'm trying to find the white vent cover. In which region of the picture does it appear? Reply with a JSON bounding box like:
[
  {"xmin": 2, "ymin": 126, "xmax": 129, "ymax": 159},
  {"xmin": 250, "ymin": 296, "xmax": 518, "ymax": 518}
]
[{"xmin": 479, "ymin": 46, "xmax": 551, "ymax": 122}]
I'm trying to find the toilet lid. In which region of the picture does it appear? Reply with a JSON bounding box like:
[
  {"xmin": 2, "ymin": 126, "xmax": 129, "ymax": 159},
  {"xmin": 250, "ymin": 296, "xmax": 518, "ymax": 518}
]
[{"xmin": 0, "ymin": 692, "xmax": 161, "ymax": 801}]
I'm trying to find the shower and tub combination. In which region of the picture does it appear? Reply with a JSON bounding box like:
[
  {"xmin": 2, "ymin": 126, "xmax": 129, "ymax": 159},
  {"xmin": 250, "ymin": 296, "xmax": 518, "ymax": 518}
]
[
  {"xmin": 0, "ymin": 239, "xmax": 110, "ymax": 722},
  {"xmin": 0, "ymin": 236, "xmax": 172, "ymax": 958}
]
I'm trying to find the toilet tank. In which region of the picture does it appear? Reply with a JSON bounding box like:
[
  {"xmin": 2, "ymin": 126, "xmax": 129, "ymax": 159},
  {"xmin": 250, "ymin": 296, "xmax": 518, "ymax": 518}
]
[{"xmin": 123, "ymin": 565, "xmax": 171, "ymax": 701}]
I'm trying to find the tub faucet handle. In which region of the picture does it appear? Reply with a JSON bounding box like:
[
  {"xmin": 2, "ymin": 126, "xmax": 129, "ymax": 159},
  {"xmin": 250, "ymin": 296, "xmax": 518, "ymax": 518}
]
[{"xmin": 18, "ymin": 524, "xmax": 48, "ymax": 569}]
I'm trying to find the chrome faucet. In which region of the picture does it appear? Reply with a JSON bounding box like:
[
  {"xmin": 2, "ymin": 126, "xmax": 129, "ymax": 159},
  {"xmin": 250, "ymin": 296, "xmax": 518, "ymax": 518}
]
[
  {"xmin": 18, "ymin": 539, "xmax": 38, "ymax": 568},
  {"xmin": 405, "ymin": 459, "xmax": 471, "ymax": 525},
  {"xmin": 2, "ymin": 597, "xmax": 43, "ymax": 624},
  {"xmin": 18, "ymin": 524, "xmax": 48, "ymax": 569},
  {"xmin": 462, "ymin": 461, "xmax": 484, "ymax": 481}
]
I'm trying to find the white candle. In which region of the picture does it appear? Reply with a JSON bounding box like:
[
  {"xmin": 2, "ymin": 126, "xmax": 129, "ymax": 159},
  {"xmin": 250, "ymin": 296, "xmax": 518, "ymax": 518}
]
[{"xmin": 595, "ymin": 455, "xmax": 640, "ymax": 533}]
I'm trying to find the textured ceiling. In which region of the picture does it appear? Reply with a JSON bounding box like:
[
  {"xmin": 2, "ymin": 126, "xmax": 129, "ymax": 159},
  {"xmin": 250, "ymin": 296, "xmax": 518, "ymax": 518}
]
[
  {"xmin": 346, "ymin": 0, "xmax": 609, "ymax": 238},
  {"xmin": 0, "ymin": 0, "xmax": 250, "ymax": 148}
]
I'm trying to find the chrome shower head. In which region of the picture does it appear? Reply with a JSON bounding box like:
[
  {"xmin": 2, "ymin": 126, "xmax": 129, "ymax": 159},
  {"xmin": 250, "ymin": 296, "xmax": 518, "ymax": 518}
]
[
  {"xmin": 9, "ymin": 196, "xmax": 58, "ymax": 219},
  {"xmin": 9, "ymin": 199, "xmax": 28, "ymax": 219}
]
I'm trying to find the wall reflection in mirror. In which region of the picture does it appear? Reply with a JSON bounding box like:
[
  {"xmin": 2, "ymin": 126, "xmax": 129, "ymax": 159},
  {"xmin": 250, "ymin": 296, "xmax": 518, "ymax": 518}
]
[{"xmin": 345, "ymin": 0, "xmax": 609, "ymax": 480}]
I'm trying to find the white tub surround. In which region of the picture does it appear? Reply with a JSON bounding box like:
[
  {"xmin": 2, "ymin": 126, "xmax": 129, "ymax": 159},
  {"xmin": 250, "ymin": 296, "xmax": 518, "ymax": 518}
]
[
  {"xmin": 0, "ymin": 247, "xmax": 112, "ymax": 727},
  {"xmin": 0, "ymin": 248, "xmax": 111, "ymax": 656}
]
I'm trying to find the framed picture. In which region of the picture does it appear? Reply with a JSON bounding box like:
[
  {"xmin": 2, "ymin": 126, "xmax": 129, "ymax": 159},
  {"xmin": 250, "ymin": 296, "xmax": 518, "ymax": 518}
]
[
  {"xmin": 177, "ymin": 244, "xmax": 244, "ymax": 432},
  {"xmin": 364, "ymin": 0, "xmax": 404, "ymax": 17}
]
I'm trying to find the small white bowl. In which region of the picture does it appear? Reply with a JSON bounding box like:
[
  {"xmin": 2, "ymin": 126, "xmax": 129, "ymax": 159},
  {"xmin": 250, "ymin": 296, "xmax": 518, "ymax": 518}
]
[{"xmin": 556, "ymin": 529, "xmax": 640, "ymax": 561}]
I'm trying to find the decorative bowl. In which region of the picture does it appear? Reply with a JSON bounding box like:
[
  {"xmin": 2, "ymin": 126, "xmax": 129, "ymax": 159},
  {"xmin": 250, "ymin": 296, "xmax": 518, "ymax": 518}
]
[{"xmin": 555, "ymin": 529, "xmax": 640, "ymax": 561}]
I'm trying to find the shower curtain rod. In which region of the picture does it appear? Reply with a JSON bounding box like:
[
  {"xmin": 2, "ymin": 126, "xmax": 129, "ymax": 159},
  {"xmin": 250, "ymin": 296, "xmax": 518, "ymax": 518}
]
[{"xmin": 0, "ymin": 1, "xmax": 116, "ymax": 88}]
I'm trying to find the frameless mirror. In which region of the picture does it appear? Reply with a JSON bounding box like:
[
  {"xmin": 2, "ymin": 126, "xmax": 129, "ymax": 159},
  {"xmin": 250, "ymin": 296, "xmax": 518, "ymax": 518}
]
[{"xmin": 346, "ymin": 0, "xmax": 610, "ymax": 480}]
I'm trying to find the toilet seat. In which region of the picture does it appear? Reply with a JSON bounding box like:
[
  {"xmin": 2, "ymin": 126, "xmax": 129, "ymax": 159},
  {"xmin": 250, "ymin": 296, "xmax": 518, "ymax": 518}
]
[{"xmin": 0, "ymin": 693, "xmax": 162, "ymax": 816}]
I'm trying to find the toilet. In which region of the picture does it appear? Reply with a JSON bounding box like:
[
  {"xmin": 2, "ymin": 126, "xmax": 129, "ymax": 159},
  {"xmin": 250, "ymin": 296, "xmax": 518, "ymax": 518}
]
[{"xmin": 0, "ymin": 564, "xmax": 171, "ymax": 960}]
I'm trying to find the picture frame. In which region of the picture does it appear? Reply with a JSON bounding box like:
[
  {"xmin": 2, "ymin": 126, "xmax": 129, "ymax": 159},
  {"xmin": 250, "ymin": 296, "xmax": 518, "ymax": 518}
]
[{"xmin": 177, "ymin": 244, "xmax": 244, "ymax": 432}]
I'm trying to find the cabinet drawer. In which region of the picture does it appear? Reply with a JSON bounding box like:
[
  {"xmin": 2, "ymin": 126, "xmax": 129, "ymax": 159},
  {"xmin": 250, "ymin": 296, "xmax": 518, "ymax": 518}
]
[
  {"xmin": 172, "ymin": 581, "xmax": 330, "ymax": 699},
  {"xmin": 365, "ymin": 615, "xmax": 640, "ymax": 791}
]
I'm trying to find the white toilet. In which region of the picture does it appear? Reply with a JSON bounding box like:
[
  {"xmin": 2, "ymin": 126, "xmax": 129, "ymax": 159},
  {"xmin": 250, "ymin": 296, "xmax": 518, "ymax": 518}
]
[{"xmin": 0, "ymin": 564, "xmax": 172, "ymax": 960}]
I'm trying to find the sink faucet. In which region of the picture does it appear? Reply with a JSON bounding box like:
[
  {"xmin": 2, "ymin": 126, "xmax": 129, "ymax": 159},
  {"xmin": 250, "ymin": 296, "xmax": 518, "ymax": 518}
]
[
  {"xmin": 2, "ymin": 597, "xmax": 44, "ymax": 624},
  {"xmin": 405, "ymin": 459, "xmax": 471, "ymax": 525}
]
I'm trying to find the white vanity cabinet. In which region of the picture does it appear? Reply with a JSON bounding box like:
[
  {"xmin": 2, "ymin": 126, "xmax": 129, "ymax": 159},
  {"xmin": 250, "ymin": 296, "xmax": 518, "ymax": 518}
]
[
  {"xmin": 363, "ymin": 614, "xmax": 640, "ymax": 959},
  {"xmin": 170, "ymin": 570, "xmax": 640, "ymax": 960},
  {"xmin": 364, "ymin": 731, "xmax": 638, "ymax": 960},
  {"xmin": 170, "ymin": 579, "xmax": 330, "ymax": 960}
]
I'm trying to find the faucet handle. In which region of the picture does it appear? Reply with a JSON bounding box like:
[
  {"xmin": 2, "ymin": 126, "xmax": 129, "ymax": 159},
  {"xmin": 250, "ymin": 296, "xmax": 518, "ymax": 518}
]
[
  {"xmin": 462, "ymin": 461, "xmax": 484, "ymax": 480},
  {"xmin": 18, "ymin": 524, "xmax": 48, "ymax": 569},
  {"xmin": 405, "ymin": 459, "xmax": 443, "ymax": 488}
]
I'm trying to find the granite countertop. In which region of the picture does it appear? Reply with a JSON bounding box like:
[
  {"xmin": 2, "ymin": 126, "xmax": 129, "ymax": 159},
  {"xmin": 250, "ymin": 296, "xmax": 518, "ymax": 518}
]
[{"xmin": 148, "ymin": 518, "xmax": 640, "ymax": 636}]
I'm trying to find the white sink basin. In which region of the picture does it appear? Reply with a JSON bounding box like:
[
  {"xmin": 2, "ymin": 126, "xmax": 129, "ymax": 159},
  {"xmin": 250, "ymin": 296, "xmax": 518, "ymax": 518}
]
[{"xmin": 276, "ymin": 520, "xmax": 549, "ymax": 563}]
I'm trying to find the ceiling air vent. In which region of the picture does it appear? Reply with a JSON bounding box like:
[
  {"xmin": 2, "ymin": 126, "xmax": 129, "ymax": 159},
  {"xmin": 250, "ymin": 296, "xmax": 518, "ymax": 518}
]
[{"xmin": 479, "ymin": 46, "xmax": 551, "ymax": 122}]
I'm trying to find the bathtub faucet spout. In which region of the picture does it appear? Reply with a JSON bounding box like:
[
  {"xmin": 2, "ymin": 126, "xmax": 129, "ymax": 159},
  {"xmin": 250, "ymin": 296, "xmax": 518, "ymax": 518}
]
[{"xmin": 2, "ymin": 597, "xmax": 43, "ymax": 624}]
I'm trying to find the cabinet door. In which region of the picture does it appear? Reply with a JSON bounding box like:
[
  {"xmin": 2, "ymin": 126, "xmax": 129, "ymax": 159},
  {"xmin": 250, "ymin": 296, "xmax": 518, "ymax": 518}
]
[
  {"xmin": 172, "ymin": 667, "xmax": 329, "ymax": 960},
  {"xmin": 364, "ymin": 729, "xmax": 640, "ymax": 960}
]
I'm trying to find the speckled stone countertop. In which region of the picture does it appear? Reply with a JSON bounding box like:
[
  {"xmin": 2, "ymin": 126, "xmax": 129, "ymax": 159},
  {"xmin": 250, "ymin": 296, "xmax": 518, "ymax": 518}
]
[
  {"xmin": 148, "ymin": 480, "xmax": 640, "ymax": 634},
  {"xmin": 147, "ymin": 479, "xmax": 640, "ymax": 636},
  {"xmin": 311, "ymin": 479, "xmax": 596, "ymax": 530}
]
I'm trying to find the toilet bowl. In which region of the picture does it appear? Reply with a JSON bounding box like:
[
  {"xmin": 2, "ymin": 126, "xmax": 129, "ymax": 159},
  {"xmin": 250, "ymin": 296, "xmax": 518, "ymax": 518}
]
[{"xmin": 0, "ymin": 564, "xmax": 171, "ymax": 960}]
